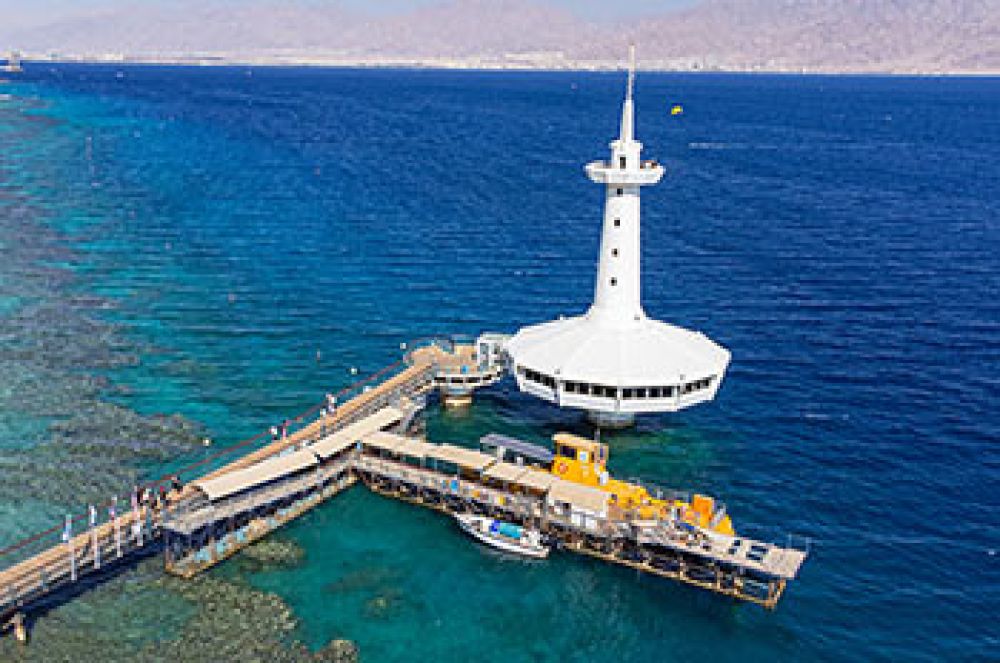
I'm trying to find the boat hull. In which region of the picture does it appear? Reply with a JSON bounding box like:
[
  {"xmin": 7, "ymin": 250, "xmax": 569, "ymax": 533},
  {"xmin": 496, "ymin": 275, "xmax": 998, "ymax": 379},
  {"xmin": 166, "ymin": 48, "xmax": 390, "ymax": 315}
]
[{"xmin": 454, "ymin": 514, "xmax": 549, "ymax": 559}]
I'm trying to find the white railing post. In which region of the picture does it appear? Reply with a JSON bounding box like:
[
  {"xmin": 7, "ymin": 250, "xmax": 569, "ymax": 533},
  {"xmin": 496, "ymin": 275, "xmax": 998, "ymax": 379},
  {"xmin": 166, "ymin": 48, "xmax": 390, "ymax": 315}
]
[
  {"xmin": 134, "ymin": 511, "xmax": 143, "ymax": 548},
  {"xmin": 130, "ymin": 488, "xmax": 143, "ymax": 548},
  {"xmin": 111, "ymin": 496, "xmax": 122, "ymax": 559},
  {"xmin": 63, "ymin": 515, "xmax": 76, "ymax": 582},
  {"xmin": 89, "ymin": 505, "xmax": 100, "ymax": 570}
]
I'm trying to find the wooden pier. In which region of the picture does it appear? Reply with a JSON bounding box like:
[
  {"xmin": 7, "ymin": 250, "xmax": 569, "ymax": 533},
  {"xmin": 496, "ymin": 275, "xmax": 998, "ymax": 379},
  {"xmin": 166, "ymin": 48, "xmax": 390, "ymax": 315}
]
[
  {"xmin": 0, "ymin": 504, "xmax": 157, "ymax": 640},
  {"xmin": 0, "ymin": 350, "xmax": 438, "ymax": 637},
  {"xmin": 0, "ymin": 340, "xmax": 808, "ymax": 640},
  {"xmin": 353, "ymin": 450, "xmax": 805, "ymax": 608}
]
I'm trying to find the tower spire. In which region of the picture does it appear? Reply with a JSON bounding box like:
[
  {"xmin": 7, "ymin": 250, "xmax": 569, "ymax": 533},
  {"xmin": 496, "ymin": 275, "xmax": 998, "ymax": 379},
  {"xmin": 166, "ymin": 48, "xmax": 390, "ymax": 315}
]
[
  {"xmin": 626, "ymin": 43, "xmax": 636, "ymax": 101},
  {"xmin": 620, "ymin": 44, "xmax": 636, "ymax": 144}
]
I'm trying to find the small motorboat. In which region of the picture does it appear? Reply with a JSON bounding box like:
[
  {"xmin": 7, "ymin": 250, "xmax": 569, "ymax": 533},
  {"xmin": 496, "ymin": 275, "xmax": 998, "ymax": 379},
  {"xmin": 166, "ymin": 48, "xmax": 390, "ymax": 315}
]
[{"xmin": 454, "ymin": 513, "xmax": 549, "ymax": 559}]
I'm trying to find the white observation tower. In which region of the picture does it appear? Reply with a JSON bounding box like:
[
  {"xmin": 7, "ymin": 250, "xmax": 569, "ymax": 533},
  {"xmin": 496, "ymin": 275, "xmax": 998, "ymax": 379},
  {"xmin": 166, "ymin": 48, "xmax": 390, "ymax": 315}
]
[{"xmin": 505, "ymin": 46, "xmax": 731, "ymax": 427}]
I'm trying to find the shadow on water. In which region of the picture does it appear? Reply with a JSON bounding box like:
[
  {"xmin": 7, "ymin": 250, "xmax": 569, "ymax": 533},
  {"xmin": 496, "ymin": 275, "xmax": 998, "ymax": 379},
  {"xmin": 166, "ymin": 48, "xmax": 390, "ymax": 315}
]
[{"xmin": 5, "ymin": 541, "xmax": 164, "ymax": 637}]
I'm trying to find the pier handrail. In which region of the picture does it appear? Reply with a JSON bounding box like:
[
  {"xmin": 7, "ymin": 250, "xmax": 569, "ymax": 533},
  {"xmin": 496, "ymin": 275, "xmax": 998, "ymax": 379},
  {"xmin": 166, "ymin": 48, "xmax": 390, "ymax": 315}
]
[
  {"xmin": 0, "ymin": 356, "xmax": 426, "ymax": 568},
  {"xmin": 2, "ymin": 344, "xmax": 808, "ymax": 618},
  {"xmin": 165, "ymin": 460, "xmax": 353, "ymax": 535},
  {"xmin": 162, "ymin": 358, "xmax": 411, "ymax": 482}
]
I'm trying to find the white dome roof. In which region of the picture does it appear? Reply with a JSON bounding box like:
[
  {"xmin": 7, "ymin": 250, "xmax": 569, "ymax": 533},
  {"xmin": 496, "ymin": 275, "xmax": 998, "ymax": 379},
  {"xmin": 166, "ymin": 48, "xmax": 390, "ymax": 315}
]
[{"xmin": 506, "ymin": 312, "xmax": 730, "ymax": 387}]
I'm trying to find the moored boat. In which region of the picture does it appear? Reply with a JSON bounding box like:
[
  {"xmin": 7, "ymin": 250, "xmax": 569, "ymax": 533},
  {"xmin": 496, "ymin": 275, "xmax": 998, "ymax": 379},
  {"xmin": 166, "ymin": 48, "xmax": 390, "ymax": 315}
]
[{"xmin": 454, "ymin": 513, "xmax": 549, "ymax": 559}]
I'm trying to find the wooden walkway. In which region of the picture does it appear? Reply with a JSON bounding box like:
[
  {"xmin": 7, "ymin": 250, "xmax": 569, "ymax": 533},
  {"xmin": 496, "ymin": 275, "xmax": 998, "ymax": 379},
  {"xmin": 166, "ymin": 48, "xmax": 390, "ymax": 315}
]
[
  {"xmin": 1, "ymin": 342, "xmax": 809, "ymax": 637},
  {"xmin": 0, "ymin": 506, "xmax": 156, "ymax": 633},
  {"xmin": 352, "ymin": 452, "xmax": 805, "ymax": 608},
  {"xmin": 162, "ymin": 445, "xmax": 805, "ymax": 608},
  {"xmin": 0, "ymin": 354, "xmax": 440, "ymax": 633}
]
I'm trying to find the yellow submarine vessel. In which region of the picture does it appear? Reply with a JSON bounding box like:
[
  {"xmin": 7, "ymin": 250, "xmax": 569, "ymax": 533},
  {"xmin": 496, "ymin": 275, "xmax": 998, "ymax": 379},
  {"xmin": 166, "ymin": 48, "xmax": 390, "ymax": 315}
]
[{"xmin": 537, "ymin": 432, "xmax": 735, "ymax": 537}]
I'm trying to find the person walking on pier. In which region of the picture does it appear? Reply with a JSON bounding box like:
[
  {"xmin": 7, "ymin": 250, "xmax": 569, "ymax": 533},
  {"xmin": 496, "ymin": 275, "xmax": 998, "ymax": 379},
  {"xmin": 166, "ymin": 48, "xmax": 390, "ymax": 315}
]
[
  {"xmin": 62, "ymin": 515, "xmax": 76, "ymax": 582},
  {"xmin": 130, "ymin": 489, "xmax": 143, "ymax": 545},
  {"xmin": 322, "ymin": 393, "xmax": 337, "ymax": 435},
  {"xmin": 89, "ymin": 504, "xmax": 101, "ymax": 569}
]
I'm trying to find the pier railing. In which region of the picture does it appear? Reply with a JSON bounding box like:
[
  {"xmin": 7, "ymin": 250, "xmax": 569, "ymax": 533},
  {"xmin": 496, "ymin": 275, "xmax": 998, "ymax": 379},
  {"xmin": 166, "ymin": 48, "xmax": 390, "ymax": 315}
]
[
  {"xmin": 0, "ymin": 505, "xmax": 158, "ymax": 621},
  {"xmin": 355, "ymin": 453, "xmax": 806, "ymax": 584},
  {"xmin": 0, "ymin": 353, "xmax": 440, "ymax": 625},
  {"xmin": 165, "ymin": 460, "xmax": 353, "ymax": 536},
  {"xmin": 2, "ymin": 345, "xmax": 809, "ymax": 627}
]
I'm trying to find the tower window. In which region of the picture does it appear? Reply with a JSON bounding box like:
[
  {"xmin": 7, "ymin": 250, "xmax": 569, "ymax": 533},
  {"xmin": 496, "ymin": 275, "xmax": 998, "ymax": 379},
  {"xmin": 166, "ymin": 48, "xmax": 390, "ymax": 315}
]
[
  {"xmin": 616, "ymin": 188, "xmax": 623, "ymax": 196},
  {"xmin": 610, "ymin": 277, "xmax": 617, "ymax": 286},
  {"xmin": 613, "ymin": 218, "xmax": 620, "ymax": 227},
  {"xmin": 619, "ymin": 156, "xmax": 626, "ymax": 169},
  {"xmin": 611, "ymin": 248, "xmax": 619, "ymax": 257}
]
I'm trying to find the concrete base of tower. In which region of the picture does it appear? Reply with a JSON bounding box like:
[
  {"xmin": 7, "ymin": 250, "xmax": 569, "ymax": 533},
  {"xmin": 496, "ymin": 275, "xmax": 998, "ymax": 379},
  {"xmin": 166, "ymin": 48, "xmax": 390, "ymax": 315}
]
[{"xmin": 587, "ymin": 410, "xmax": 635, "ymax": 429}]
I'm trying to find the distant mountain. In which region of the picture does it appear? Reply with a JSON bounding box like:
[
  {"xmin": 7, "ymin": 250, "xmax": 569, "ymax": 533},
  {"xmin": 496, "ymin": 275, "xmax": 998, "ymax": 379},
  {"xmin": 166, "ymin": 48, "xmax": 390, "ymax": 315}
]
[
  {"xmin": 1, "ymin": 3, "xmax": 361, "ymax": 55},
  {"xmin": 625, "ymin": 0, "xmax": 1000, "ymax": 72},
  {"xmin": 344, "ymin": 0, "xmax": 598, "ymax": 58},
  {"xmin": 3, "ymin": 0, "xmax": 998, "ymax": 73}
]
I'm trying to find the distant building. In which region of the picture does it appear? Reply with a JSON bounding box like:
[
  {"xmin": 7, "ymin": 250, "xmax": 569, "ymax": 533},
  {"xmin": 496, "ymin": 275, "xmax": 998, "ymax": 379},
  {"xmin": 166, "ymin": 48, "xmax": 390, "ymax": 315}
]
[{"xmin": 3, "ymin": 51, "xmax": 22, "ymax": 73}]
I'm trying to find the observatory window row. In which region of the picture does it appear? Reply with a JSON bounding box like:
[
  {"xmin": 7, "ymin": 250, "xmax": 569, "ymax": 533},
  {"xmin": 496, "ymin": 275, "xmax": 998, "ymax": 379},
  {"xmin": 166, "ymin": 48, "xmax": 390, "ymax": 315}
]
[
  {"xmin": 563, "ymin": 378, "xmax": 715, "ymax": 399},
  {"xmin": 621, "ymin": 376, "xmax": 715, "ymax": 399},
  {"xmin": 563, "ymin": 382, "xmax": 618, "ymax": 398},
  {"xmin": 518, "ymin": 367, "xmax": 716, "ymax": 400},
  {"xmin": 520, "ymin": 367, "xmax": 556, "ymax": 389}
]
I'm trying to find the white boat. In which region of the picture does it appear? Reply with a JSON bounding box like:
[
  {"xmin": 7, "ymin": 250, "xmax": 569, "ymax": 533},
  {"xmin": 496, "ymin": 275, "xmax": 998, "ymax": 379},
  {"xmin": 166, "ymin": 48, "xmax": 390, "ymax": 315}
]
[{"xmin": 454, "ymin": 513, "xmax": 549, "ymax": 559}]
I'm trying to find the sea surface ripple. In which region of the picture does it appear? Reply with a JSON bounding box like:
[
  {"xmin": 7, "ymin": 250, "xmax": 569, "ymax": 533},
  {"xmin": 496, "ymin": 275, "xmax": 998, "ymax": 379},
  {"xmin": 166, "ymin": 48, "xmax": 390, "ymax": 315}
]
[{"xmin": 0, "ymin": 66, "xmax": 997, "ymax": 661}]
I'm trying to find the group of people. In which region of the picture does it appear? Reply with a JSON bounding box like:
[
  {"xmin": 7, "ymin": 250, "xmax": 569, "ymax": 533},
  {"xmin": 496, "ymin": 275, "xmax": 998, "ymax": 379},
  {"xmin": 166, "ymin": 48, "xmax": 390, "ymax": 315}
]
[
  {"xmin": 131, "ymin": 475, "xmax": 184, "ymax": 513},
  {"xmin": 132, "ymin": 393, "xmax": 341, "ymax": 514}
]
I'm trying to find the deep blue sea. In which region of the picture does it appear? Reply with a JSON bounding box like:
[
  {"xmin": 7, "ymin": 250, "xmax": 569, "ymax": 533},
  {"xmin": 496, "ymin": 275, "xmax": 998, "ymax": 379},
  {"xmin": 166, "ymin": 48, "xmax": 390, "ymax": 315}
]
[{"xmin": 0, "ymin": 64, "xmax": 998, "ymax": 661}]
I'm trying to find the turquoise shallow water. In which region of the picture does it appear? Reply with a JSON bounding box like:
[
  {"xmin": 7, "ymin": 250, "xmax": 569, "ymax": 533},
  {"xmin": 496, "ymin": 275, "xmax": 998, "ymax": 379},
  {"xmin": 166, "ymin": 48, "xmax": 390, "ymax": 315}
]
[{"xmin": 0, "ymin": 65, "xmax": 998, "ymax": 660}]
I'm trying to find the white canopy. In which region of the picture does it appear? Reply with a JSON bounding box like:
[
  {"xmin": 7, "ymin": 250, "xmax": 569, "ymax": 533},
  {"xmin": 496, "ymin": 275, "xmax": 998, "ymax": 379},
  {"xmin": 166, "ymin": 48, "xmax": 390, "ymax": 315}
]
[
  {"xmin": 427, "ymin": 444, "xmax": 496, "ymax": 472},
  {"xmin": 364, "ymin": 431, "xmax": 433, "ymax": 459},
  {"xmin": 483, "ymin": 461, "xmax": 525, "ymax": 483},
  {"xmin": 506, "ymin": 313, "xmax": 729, "ymax": 386},
  {"xmin": 515, "ymin": 470, "xmax": 558, "ymax": 492},
  {"xmin": 309, "ymin": 406, "xmax": 403, "ymax": 459},
  {"xmin": 192, "ymin": 448, "xmax": 317, "ymax": 502},
  {"xmin": 546, "ymin": 479, "xmax": 608, "ymax": 515}
]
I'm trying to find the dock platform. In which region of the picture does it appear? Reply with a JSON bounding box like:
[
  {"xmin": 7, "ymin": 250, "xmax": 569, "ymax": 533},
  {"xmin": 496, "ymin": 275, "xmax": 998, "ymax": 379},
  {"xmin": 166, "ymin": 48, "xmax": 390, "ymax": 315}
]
[{"xmin": 1, "ymin": 342, "xmax": 808, "ymax": 640}]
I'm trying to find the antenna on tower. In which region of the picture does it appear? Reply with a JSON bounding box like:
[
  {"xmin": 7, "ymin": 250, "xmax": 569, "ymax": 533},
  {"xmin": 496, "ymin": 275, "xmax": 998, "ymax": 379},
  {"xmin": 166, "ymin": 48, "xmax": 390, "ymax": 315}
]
[
  {"xmin": 626, "ymin": 44, "xmax": 636, "ymax": 101},
  {"xmin": 619, "ymin": 44, "xmax": 637, "ymax": 143}
]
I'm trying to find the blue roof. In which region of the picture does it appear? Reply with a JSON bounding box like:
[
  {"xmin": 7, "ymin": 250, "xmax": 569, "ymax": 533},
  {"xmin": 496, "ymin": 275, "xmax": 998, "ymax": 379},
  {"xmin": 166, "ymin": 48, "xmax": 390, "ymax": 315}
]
[{"xmin": 479, "ymin": 433, "xmax": 554, "ymax": 464}]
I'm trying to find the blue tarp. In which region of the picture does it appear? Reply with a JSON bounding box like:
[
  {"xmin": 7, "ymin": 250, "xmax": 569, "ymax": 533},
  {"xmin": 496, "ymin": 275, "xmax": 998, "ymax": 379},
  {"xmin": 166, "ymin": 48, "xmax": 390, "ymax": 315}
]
[{"xmin": 489, "ymin": 521, "xmax": 523, "ymax": 539}]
